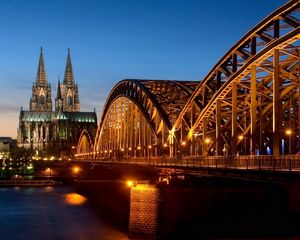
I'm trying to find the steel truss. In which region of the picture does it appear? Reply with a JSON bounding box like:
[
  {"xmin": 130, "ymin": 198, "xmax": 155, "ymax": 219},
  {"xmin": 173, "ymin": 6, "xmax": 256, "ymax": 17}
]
[
  {"xmin": 172, "ymin": 0, "xmax": 300, "ymax": 158},
  {"xmin": 78, "ymin": 0, "xmax": 300, "ymax": 160},
  {"xmin": 92, "ymin": 80, "xmax": 198, "ymax": 160}
]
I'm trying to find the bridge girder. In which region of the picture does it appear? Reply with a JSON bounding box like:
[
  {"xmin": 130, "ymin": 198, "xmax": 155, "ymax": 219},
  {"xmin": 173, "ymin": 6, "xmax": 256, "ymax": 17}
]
[
  {"xmin": 172, "ymin": 0, "xmax": 300, "ymax": 157},
  {"xmin": 93, "ymin": 79, "xmax": 197, "ymax": 160},
  {"xmin": 78, "ymin": 0, "xmax": 300, "ymax": 160}
]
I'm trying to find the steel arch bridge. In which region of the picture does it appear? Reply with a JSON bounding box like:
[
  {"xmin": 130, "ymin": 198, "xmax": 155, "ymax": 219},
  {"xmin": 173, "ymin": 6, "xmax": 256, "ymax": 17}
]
[{"xmin": 77, "ymin": 0, "xmax": 300, "ymax": 166}]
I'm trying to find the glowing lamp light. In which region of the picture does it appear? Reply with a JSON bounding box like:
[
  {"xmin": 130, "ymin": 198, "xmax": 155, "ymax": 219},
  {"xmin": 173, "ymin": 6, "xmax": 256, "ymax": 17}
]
[
  {"xmin": 181, "ymin": 141, "xmax": 186, "ymax": 146},
  {"xmin": 127, "ymin": 180, "xmax": 135, "ymax": 187},
  {"xmin": 137, "ymin": 146, "xmax": 141, "ymax": 150},
  {"xmin": 128, "ymin": 147, "xmax": 132, "ymax": 151},
  {"xmin": 73, "ymin": 167, "xmax": 80, "ymax": 174},
  {"xmin": 286, "ymin": 129, "xmax": 292, "ymax": 135},
  {"xmin": 238, "ymin": 135, "xmax": 244, "ymax": 140},
  {"xmin": 121, "ymin": 148, "xmax": 124, "ymax": 152},
  {"xmin": 163, "ymin": 143, "xmax": 168, "ymax": 148},
  {"xmin": 148, "ymin": 145, "xmax": 152, "ymax": 149},
  {"xmin": 204, "ymin": 138, "xmax": 211, "ymax": 144}
]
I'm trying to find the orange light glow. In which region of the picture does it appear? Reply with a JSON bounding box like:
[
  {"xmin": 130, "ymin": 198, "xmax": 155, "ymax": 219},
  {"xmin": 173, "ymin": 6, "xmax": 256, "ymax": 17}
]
[
  {"xmin": 64, "ymin": 193, "xmax": 87, "ymax": 205},
  {"xmin": 73, "ymin": 167, "xmax": 80, "ymax": 174},
  {"xmin": 181, "ymin": 141, "xmax": 186, "ymax": 146},
  {"xmin": 127, "ymin": 180, "xmax": 135, "ymax": 187},
  {"xmin": 238, "ymin": 135, "xmax": 244, "ymax": 140},
  {"xmin": 286, "ymin": 129, "xmax": 292, "ymax": 135},
  {"xmin": 163, "ymin": 143, "xmax": 168, "ymax": 148},
  {"xmin": 204, "ymin": 138, "xmax": 211, "ymax": 144}
]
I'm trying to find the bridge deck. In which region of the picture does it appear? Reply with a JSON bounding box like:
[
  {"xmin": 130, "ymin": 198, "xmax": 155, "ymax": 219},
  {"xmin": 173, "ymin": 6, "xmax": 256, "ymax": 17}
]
[{"xmin": 75, "ymin": 155, "xmax": 300, "ymax": 174}]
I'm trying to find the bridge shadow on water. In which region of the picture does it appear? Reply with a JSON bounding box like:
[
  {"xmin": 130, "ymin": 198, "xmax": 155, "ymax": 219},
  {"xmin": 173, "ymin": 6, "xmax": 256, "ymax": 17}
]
[{"xmin": 73, "ymin": 163, "xmax": 300, "ymax": 240}]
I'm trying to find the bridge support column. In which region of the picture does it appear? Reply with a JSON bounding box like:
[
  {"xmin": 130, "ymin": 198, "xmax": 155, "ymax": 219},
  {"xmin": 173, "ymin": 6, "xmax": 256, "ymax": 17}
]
[
  {"xmin": 203, "ymin": 117, "xmax": 208, "ymax": 157},
  {"xmin": 250, "ymin": 65, "xmax": 257, "ymax": 155},
  {"xmin": 216, "ymin": 99, "xmax": 222, "ymax": 156},
  {"xmin": 273, "ymin": 49, "xmax": 281, "ymax": 157},
  {"xmin": 231, "ymin": 82, "xmax": 237, "ymax": 156},
  {"xmin": 128, "ymin": 183, "xmax": 159, "ymax": 239},
  {"xmin": 298, "ymin": 85, "xmax": 300, "ymax": 152}
]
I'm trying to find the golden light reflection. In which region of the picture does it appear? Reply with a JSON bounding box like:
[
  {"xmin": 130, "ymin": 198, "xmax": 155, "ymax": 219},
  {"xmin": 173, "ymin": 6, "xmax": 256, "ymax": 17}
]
[
  {"xmin": 134, "ymin": 184, "xmax": 155, "ymax": 191},
  {"xmin": 64, "ymin": 193, "xmax": 87, "ymax": 205},
  {"xmin": 44, "ymin": 186, "xmax": 54, "ymax": 192}
]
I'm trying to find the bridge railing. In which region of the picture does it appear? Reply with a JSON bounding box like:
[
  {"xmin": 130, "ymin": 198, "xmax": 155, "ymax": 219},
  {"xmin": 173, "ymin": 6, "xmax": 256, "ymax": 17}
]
[{"xmin": 75, "ymin": 154, "xmax": 300, "ymax": 172}]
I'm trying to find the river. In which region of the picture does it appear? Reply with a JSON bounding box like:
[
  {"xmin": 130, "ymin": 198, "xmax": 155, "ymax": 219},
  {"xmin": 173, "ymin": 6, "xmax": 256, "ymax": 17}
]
[{"xmin": 0, "ymin": 186, "xmax": 128, "ymax": 240}]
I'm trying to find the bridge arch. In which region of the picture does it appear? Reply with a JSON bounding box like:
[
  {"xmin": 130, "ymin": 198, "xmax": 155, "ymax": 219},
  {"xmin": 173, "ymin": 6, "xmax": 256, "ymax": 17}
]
[
  {"xmin": 77, "ymin": 129, "xmax": 94, "ymax": 160},
  {"xmin": 94, "ymin": 79, "xmax": 198, "ymax": 160},
  {"xmin": 78, "ymin": 1, "xmax": 300, "ymax": 162},
  {"xmin": 172, "ymin": 0, "xmax": 300, "ymax": 157}
]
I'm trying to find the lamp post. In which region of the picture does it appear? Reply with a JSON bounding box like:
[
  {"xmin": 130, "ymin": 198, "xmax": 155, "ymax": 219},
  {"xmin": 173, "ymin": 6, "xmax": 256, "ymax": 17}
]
[
  {"xmin": 204, "ymin": 138, "xmax": 211, "ymax": 167},
  {"xmin": 285, "ymin": 129, "xmax": 292, "ymax": 172},
  {"xmin": 148, "ymin": 145, "xmax": 152, "ymax": 165},
  {"xmin": 285, "ymin": 129, "xmax": 292, "ymax": 155}
]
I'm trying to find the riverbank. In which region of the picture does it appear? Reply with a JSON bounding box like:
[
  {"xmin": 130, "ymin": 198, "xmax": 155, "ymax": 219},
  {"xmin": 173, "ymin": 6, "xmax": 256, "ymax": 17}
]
[{"xmin": 0, "ymin": 179, "xmax": 62, "ymax": 187}]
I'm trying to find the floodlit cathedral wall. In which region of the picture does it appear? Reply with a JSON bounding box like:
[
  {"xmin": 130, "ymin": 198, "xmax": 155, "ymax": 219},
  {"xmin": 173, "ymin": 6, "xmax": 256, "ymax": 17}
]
[{"xmin": 17, "ymin": 48, "xmax": 97, "ymax": 156}]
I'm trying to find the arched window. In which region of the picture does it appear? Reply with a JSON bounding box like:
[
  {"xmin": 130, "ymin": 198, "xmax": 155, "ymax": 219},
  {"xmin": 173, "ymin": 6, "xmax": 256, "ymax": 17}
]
[{"xmin": 68, "ymin": 95, "xmax": 73, "ymax": 106}]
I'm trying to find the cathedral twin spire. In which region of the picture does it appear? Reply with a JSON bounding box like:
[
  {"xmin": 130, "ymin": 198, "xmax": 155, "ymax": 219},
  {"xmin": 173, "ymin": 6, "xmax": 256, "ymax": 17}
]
[
  {"xmin": 30, "ymin": 47, "xmax": 52, "ymax": 111},
  {"xmin": 36, "ymin": 47, "xmax": 48, "ymax": 87},
  {"xmin": 30, "ymin": 47, "xmax": 80, "ymax": 112}
]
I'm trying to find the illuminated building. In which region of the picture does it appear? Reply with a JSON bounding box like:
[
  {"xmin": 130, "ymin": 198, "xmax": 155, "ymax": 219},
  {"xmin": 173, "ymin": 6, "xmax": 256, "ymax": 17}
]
[
  {"xmin": 17, "ymin": 48, "xmax": 97, "ymax": 156},
  {"xmin": 0, "ymin": 137, "xmax": 14, "ymax": 159}
]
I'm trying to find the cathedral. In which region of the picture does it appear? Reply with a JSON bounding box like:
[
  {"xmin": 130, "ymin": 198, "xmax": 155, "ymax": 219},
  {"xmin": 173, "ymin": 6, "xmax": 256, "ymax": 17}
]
[{"xmin": 17, "ymin": 48, "xmax": 97, "ymax": 157}]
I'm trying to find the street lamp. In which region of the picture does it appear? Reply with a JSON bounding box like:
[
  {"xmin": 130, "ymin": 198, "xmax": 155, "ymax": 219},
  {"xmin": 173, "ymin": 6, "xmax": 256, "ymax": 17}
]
[{"xmin": 285, "ymin": 129, "xmax": 292, "ymax": 155}]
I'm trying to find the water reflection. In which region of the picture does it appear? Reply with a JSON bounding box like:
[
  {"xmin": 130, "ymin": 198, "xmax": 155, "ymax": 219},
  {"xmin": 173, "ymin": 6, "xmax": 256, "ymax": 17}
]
[
  {"xmin": 43, "ymin": 186, "xmax": 54, "ymax": 192},
  {"xmin": 0, "ymin": 186, "xmax": 128, "ymax": 240},
  {"xmin": 64, "ymin": 193, "xmax": 87, "ymax": 205}
]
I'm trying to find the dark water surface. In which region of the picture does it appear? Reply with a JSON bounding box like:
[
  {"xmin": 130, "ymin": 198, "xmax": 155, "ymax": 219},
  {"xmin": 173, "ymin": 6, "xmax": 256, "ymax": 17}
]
[{"xmin": 0, "ymin": 186, "xmax": 128, "ymax": 240}]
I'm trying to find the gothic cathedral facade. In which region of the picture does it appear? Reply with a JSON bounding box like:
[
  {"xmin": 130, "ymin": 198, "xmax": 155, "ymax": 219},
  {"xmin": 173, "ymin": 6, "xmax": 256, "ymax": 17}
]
[{"xmin": 17, "ymin": 48, "xmax": 97, "ymax": 157}]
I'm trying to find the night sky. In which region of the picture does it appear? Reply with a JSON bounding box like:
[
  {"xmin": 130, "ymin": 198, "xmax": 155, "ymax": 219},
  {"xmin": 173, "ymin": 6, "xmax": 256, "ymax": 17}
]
[{"xmin": 0, "ymin": 0, "xmax": 286, "ymax": 138}]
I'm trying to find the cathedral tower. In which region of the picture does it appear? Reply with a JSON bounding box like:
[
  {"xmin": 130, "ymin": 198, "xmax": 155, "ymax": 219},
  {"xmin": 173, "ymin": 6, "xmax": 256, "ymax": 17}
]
[
  {"xmin": 30, "ymin": 47, "xmax": 52, "ymax": 111},
  {"xmin": 59, "ymin": 48, "xmax": 80, "ymax": 112}
]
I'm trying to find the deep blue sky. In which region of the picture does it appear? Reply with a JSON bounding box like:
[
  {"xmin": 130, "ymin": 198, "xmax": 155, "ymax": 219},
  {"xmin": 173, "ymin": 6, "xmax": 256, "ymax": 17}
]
[{"xmin": 0, "ymin": 0, "xmax": 287, "ymax": 138}]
